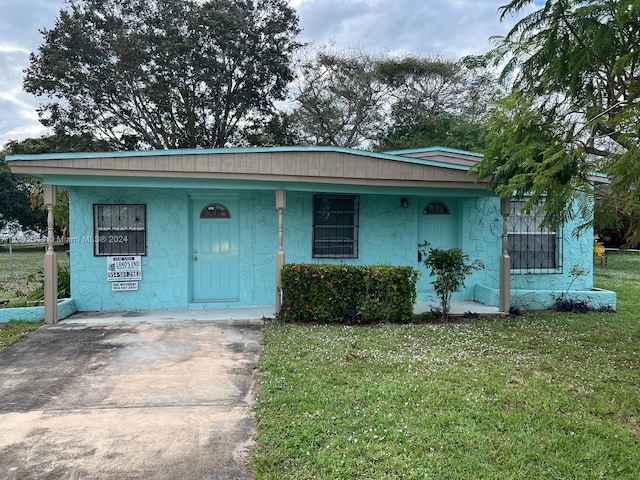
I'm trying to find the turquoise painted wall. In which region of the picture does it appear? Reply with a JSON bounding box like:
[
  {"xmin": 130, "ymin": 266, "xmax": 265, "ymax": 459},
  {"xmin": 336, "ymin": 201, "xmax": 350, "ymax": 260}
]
[
  {"xmin": 70, "ymin": 187, "xmax": 191, "ymax": 311},
  {"xmin": 460, "ymin": 197, "xmax": 503, "ymax": 300},
  {"xmin": 69, "ymin": 187, "xmax": 277, "ymax": 311},
  {"xmin": 472, "ymin": 198, "xmax": 615, "ymax": 310},
  {"xmin": 0, "ymin": 298, "xmax": 76, "ymax": 323},
  {"xmin": 67, "ymin": 186, "xmax": 606, "ymax": 312},
  {"xmin": 284, "ymin": 191, "xmax": 416, "ymax": 266},
  {"xmin": 284, "ymin": 192, "xmax": 502, "ymax": 302}
]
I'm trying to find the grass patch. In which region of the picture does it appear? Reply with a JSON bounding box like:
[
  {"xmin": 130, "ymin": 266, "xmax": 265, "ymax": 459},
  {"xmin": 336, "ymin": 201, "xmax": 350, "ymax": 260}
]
[
  {"xmin": 0, "ymin": 320, "xmax": 42, "ymax": 352},
  {"xmin": 251, "ymin": 258, "xmax": 640, "ymax": 479},
  {"xmin": 0, "ymin": 247, "xmax": 69, "ymax": 307}
]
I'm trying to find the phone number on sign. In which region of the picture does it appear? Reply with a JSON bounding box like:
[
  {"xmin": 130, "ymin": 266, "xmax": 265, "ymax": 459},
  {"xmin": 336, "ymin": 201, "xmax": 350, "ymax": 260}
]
[{"xmin": 107, "ymin": 271, "xmax": 140, "ymax": 279}]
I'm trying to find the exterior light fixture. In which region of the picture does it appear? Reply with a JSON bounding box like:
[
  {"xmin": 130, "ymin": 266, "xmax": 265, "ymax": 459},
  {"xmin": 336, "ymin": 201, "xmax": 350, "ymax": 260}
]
[{"xmin": 401, "ymin": 197, "xmax": 409, "ymax": 208}]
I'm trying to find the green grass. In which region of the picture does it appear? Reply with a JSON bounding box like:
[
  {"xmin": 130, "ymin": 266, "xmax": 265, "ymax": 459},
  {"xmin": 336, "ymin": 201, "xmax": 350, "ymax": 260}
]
[
  {"xmin": 0, "ymin": 320, "xmax": 42, "ymax": 351},
  {"xmin": 0, "ymin": 246, "xmax": 69, "ymax": 306},
  {"xmin": 251, "ymin": 258, "xmax": 640, "ymax": 479}
]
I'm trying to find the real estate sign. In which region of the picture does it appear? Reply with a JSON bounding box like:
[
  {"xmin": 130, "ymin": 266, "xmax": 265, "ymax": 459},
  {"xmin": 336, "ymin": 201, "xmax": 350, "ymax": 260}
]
[{"xmin": 107, "ymin": 256, "xmax": 142, "ymax": 281}]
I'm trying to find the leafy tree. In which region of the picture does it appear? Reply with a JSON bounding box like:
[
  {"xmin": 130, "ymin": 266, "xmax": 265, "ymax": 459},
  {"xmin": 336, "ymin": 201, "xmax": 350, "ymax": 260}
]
[
  {"xmin": 3, "ymin": 133, "xmax": 114, "ymax": 236},
  {"xmin": 374, "ymin": 56, "xmax": 500, "ymax": 152},
  {"xmin": 0, "ymin": 153, "xmax": 46, "ymax": 233},
  {"xmin": 4, "ymin": 133, "xmax": 112, "ymax": 155},
  {"xmin": 375, "ymin": 112, "xmax": 488, "ymax": 153},
  {"xmin": 291, "ymin": 50, "xmax": 499, "ymax": 151},
  {"xmin": 474, "ymin": 0, "xmax": 640, "ymax": 244},
  {"xmin": 379, "ymin": 57, "xmax": 472, "ymax": 119},
  {"xmin": 291, "ymin": 48, "xmax": 389, "ymax": 148},
  {"xmin": 242, "ymin": 112, "xmax": 304, "ymax": 147},
  {"xmin": 24, "ymin": 0, "xmax": 301, "ymax": 150}
]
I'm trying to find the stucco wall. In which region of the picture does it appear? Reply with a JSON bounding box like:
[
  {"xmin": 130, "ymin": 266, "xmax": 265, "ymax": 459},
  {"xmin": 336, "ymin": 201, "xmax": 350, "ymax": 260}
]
[
  {"xmin": 473, "ymin": 198, "xmax": 616, "ymax": 310},
  {"xmin": 283, "ymin": 193, "xmax": 502, "ymax": 303},
  {"xmin": 460, "ymin": 197, "xmax": 503, "ymax": 300},
  {"xmin": 70, "ymin": 187, "xmax": 191, "ymax": 311},
  {"xmin": 284, "ymin": 191, "xmax": 416, "ymax": 266},
  {"xmin": 239, "ymin": 190, "xmax": 277, "ymax": 306},
  {"xmin": 0, "ymin": 298, "xmax": 76, "ymax": 323},
  {"xmin": 66, "ymin": 186, "xmax": 605, "ymax": 312},
  {"xmin": 69, "ymin": 188, "xmax": 277, "ymax": 311}
]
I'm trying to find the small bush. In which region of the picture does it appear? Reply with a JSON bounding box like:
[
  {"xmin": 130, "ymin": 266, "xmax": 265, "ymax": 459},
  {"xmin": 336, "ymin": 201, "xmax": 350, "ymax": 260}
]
[
  {"xmin": 508, "ymin": 306, "xmax": 522, "ymax": 317},
  {"xmin": 280, "ymin": 264, "xmax": 418, "ymax": 323},
  {"xmin": 418, "ymin": 242, "xmax": 484, "ymax": 321},
  {"xmin": 554, "ymin": 297, "xmax": 616, "ymax": 314},
  {"xmin": 27, "ymin": 265, "xmax": 71, "ymax": 302},
  {"xmin": 554, "ymin": 298, "xmax": 592, "ymax": 313}
]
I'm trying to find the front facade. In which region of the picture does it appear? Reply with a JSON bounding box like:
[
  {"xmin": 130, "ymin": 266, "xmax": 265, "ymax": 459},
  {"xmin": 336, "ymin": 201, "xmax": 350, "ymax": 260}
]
[{"xmin": 7, "ymin": 146, "xmax": 616, "ymax": 322}]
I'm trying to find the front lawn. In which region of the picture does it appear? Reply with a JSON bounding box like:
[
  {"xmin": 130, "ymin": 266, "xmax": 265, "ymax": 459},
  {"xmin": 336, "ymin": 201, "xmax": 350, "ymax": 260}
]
[
  {"xmin": 0, "ymin": 245, "xmax": 69, "ymax": 307},
  {"xmin": 251, "ymin": 259, "xmax": 640, "ymax": 479}
]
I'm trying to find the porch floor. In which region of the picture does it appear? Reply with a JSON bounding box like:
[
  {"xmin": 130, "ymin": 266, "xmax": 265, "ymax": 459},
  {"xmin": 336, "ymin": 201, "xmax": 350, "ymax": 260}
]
[
  {"xmin": 61, "ymin": 301, "xmax": 501, "ymax": 324},
  {"xmin": 413, "ymin": 300, "xmax": 502, "ymax": 317}
]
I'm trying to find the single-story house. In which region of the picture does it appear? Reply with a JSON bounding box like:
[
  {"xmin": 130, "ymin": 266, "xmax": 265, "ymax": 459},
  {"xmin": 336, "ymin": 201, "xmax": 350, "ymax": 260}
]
[{"xmin": 7, "ymin": 146, "xmax": 616, "ymax": 323}]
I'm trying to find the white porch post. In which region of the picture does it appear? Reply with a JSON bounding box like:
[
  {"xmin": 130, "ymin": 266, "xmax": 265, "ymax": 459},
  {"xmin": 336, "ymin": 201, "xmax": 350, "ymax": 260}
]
[
  {"xmin": 275, "ymin": 189, "xmax": 286, "ymax": 314},
  {"xmin": 44, "ymin": 184, "xmax": 58, "ymax": 324},
  {"xmin": 499, "ymin": 197, "xmax": 511, "ymax": 313}
]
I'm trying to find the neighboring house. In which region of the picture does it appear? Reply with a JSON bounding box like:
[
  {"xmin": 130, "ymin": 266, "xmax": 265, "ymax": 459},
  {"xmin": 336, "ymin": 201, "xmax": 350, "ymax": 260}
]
[{"xmin": 7, "ymin": 146, "xmax": 616, "ymax": 323}]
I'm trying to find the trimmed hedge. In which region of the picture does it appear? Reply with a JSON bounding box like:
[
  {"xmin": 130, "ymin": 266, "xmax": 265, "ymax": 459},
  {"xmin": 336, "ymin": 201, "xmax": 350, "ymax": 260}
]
[{"xmin": 279, "ymin": 263, "xmax": 418, "ymax": 323}]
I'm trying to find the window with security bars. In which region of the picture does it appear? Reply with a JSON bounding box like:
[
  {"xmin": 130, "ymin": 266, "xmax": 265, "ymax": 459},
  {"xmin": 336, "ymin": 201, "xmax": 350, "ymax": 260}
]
[
  {"xmin": 313, "ymin": 194, "xmax": 359, "ymax": 258},
  {"xmin": 94, "ymin": 204, "xmax": 146, "ymax": 256},
  {"xmin": 508, "ymin": 199, "xmax": 562, "ymax": 273}
]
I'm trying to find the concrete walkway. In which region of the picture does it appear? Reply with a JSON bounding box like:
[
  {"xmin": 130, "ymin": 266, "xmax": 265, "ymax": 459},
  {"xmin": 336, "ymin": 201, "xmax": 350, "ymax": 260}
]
[
  {"xmin": 0, "ymin": 318, "xmax": 263, "ymax": 480},
  {"xmin": 56, "ymin": 300, "xmax": 499, "ymax": 326}
]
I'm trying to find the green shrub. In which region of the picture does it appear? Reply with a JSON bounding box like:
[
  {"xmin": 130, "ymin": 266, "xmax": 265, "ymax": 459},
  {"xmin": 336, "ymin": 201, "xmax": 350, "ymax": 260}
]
[
  {"xmin": 419, "ymin": 242, "xmax": 484, "ymax": 321},
  {"xmin": 280, "ymin": 263, "xmax": 418, "ymax": 323},
  {"xmin": 27, "ymin": 265, "xmax": 71, "ymax": 302}
]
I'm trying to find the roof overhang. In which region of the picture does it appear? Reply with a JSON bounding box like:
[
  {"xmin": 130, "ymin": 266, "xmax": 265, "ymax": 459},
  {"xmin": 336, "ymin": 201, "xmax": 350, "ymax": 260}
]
[{"xmin": 7, "ymin": 145, "xmax": 490, "ymax": 191}]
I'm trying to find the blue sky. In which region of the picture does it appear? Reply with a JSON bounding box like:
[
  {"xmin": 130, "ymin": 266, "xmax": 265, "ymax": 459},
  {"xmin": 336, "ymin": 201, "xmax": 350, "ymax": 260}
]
[{"xmin": 0, "ymin": 0, "xmax": 540, "ymax": 148}]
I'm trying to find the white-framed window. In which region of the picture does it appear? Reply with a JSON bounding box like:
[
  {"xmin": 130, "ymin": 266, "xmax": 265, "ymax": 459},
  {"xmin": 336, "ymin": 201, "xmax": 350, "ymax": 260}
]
[
  {"xmin": 507, "ymin": 199, "xmax": 562, "ymax": 274},
  {"xmin": 313, "ymin": 194, "xmax": 359, "ymax": 258},
  {"xmin": 94, "ymin": 204, "xmax": 146, "ymax": 256}
]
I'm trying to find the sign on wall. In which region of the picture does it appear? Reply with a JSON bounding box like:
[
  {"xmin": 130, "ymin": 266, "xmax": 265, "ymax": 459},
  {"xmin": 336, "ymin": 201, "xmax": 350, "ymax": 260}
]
[
  {"xmin": 112, "ymin": 282, "xmax": 139, "ymax": 291},
  {"xmin": 107, "ymin": 256, "xmax": 142, "ymax": 281}
]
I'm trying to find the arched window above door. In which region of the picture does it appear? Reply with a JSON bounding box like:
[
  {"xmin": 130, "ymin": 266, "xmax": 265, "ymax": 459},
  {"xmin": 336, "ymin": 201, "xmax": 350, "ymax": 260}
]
[
  {"xmin": 423, "ymin": 200, "xmax": 450, "ymax": 215},
  {"xmin": 200, "ymin": 203, "xmax": 231, "ymax": 219}
]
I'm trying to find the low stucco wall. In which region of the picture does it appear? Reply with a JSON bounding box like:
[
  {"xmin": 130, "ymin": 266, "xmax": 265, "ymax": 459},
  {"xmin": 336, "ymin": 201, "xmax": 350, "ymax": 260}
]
[
  {"xmin": 0, "ymin": 298, "xmax": 77, "ymax": 323},
  {"xmin": 476, "ymin": 284, "xmax": 617, "ymax": 311}
]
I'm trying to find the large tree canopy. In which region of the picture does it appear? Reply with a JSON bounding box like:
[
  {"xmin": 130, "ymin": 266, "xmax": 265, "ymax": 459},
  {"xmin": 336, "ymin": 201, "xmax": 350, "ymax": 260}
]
[
  {"xmin": 290, "ymin": 50, "xmax": 498, "ymax": 151},
  {"xmin": 24, "ymin": 0, "xmax": 301, "ymax": 150},
  {"xmin": 474, "ymin": 0, "xmax": 640, "ymax": 243},
  {"xmin": 291, "ymin": 49, "xmax": 389, "ymax": 148},
  {"xmin": 374, "ymin": 56, "xmax": 499, "ymax": 152}
]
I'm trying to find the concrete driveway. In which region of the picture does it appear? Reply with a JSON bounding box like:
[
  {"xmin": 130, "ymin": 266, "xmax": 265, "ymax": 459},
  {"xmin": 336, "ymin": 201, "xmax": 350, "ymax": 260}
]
[{"xmin": 0, "ymin": 317, "xmax": 263, "ymax": 480}]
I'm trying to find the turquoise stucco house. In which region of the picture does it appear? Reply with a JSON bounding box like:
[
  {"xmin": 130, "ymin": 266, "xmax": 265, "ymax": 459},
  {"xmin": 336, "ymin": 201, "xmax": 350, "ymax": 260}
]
[{"xmin": 7, "ymin": 146, "xmax": 616, "ymax": 323}]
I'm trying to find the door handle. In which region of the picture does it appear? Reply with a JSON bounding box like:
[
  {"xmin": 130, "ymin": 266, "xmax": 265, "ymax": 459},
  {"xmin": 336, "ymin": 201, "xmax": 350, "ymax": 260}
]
[{"xmin": 193, "ymin": 256, "xmax": 198, "ymax": 261}]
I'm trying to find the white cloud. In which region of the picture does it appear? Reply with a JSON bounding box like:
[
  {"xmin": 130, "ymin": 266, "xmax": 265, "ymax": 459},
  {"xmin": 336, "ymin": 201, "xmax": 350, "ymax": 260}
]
[
  {"xmin": 0, "ymin": 42, "xmax": 30, "ymax": 55},
  {"xmin": 295, "ymin": 0, "xmax": 536, "ymax": 58}
]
